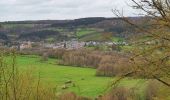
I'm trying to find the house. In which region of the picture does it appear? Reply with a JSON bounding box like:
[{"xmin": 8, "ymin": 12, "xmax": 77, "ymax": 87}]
[{"xmin": 20, "ymin": 41, "xmax": 32, "ymax": 50}]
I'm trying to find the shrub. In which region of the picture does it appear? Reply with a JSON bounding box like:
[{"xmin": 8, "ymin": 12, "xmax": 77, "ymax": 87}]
[
  {"xmin": 96, "ymin": 55, "xmax": 115, "ymax": 76},
  {"xmin": 48, "ymin": 49, "xmax": 67, "ymax": 59},
  {"xmin": 0, "ymin": 51, "xmax": 56, "ymax": 100},
  {"xmin": 41, "ymin": 52, "xmax": 49, "ymax": 61},
  {"xmin": 96, "ymin": 56, "xmax": 132, "ymax": 77},
  {"xmin": 97, "ymin": 87, "xmax": 137, "ymax": 100},
  {"xmin": 59, "ymin": 50, "xmax": 102, "ymax": 68},
  {"xmin": 58, "ymin": 92, "xmax": 91, "ymax": 100},
  {"xmin": 145, "ymin": 80, "xmax": 160, "ymax": 100}
]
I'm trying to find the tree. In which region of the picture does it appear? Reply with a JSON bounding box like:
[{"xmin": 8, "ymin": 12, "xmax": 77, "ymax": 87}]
[{"xmin": 113, "ymin": 0, "xmax": 170, "ymax": 87}]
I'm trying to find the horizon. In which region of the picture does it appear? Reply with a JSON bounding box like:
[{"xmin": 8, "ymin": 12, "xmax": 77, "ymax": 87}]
[{"xmin": 0, "ymin": 16, "xmax": 142, "ymax": 22}]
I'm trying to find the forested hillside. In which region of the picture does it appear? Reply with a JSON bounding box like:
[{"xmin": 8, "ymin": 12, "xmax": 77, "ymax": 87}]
[
  {"xmin": 0, "ymin": 32, "xmax": 8, "ymax": 40},
  {"xmin": 0, "ymin": 17, "xmax": 148, "ymax": 42}
]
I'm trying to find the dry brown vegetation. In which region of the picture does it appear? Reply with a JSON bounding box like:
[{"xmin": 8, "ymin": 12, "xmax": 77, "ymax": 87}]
[
  {"xmin": 145, "ymin": 80, "xmax": 160, "ymax": 100},
  {"xmin": 57, "ymin": 49, "xmax": 133, "ymax": 77},
  {"xmin": 96, "ymin": 80, "xmax": 164, "ymax": 100},
  {"xmin": 58, "ymin": 92, "xmax": 91, "ymax": 100},
  {"xmin": 59, "ymin": 50, "xmax": 102, "ymax": 68},
  {"xmin": 113, "ymin": 0, "xmax": 170, "ymax": 87},
  {"xmin": 97, "ymin": 87, "xmax": 140, "ymax": 100},
  {"xmin": 96, "ymin": 56, "xmax": 132, "ymax": 77},
  {"xmin": 0, "ymin": 50, "xmax": 56, "ymax": 100}
]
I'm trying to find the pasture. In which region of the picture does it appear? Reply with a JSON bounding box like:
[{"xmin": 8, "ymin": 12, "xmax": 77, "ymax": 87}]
[{"xmin": 6, "ymin": 55, "xmax": 147, "ymax": 98}]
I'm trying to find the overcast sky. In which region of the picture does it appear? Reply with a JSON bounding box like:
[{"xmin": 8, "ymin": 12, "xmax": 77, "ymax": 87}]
[{"xmin": 0, "ymin": 0, "xmax": 137, "ymax": 21}]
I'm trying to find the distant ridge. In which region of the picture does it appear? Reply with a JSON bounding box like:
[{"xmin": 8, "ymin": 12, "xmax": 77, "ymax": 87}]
[{"xmin": 0, "ymin": 17, "xmax": 142, "ymax": 24}]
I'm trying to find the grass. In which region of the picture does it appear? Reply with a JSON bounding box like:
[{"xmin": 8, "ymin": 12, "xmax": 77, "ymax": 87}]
[
  {"xmin": 111, "ymin": 37, "xmax": 124, "ymax": 42},
  {"xmin": 45, "ymin": 37, "xmax": 55, "ymax": 42},
  {"xmin": 2, "ymin": 24, "xmax": 35, "ymax": 29},
  {"xmin": 76, "ymin": 28, "xmax": 97, "ymax": 37},
  {"xmin": 76, "ymin": 28, "xmax": 126, "ymax": 42},
  {"xmin": 121, "ymin": 45, "xmax": 134, "ymax": 52},
  {"xmin": 6, "ymin": 55, "xmax": 147, "ymax": 98}
]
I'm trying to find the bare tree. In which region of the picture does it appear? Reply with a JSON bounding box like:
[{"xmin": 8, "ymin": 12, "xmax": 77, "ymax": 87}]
[
  {"xmin": 0, "ymin": 50, "xmax": 56, "ymax": 100},
  {"xmin": 113, "ymin": 0, "xmax": 170, "ymax": 87}
]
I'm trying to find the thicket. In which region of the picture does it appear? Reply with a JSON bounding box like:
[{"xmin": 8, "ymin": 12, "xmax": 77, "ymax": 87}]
[
  {"xmin": 0, "ymin": 50, "xmax": 56, "ymax": 100},
  {"xmin": 59, "ymin": 50, "xmax": 102, "ymax": 68},
  {"xmin": 96, "ymin": 57, "xmax": 132, "ymax": 77},
  {"xmin": 96, "ymin": 80, "xmax": 162, "ymax": 100},
  {"xmin": 56, "ymin": 49, "xmax": 132, "ymax": 77}
]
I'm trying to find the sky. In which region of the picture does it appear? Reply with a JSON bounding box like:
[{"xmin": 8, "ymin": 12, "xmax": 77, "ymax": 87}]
[{"xmin": 0, "ymin": 0, "xmax": 136, "ymax": 21}]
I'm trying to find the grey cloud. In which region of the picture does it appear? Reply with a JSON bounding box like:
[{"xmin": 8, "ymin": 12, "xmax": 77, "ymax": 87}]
[{"xmin": 0, "ymin": 0, "xmax": 136, "ymax": 21}]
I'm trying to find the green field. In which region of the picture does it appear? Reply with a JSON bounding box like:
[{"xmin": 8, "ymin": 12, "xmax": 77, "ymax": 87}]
[
  {"xmin": 76, "ymin": 28, "xmax": 97, "ymax": 37},
  {"xmin": 6, "ymin": 55, "xmax": 147, "ymax": 98},
  {"xmin": 111, "ymin": 37, "xmax": 124, "ymax": 42},
  {"xmin": 2, "ymin": 24, "xmax": 35, "ymax": 29}
]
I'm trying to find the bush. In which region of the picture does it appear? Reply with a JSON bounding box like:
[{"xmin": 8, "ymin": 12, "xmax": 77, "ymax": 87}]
[
  {"xmin": 145, "ymin": 80, "xmax": 160, "ymax": 100},
  {"xmin": 96, "ymin": 55, "xmax": 115, "ymax": 76},
  {"xmin": 97, "ymin": 87, "xmax": 138, "ymax": 100},
  {"xmin": 96, "ymin": 57, "xmax": 132, "ymax": 77},
  {"xmin": 59, "ymin": 50, "xmax": 103, "ymax": 68},
  {"xmin": 41, "ymin": 52, "xmax": 49, "ymax": 61},
  {"xmin": 58, "ymin": 92, "xmax": 91, "ymax": 100},
  {"xmin": 47, "ymin": 49, "xmax": 67, "ymax": 59}
]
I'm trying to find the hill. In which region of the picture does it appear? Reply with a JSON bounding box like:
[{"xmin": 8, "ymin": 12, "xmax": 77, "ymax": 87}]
[
  {"xmin": 18, "ymin": 30, "xmax": 65, "ymax": 41},
  {"xmin": 0, "ymin": 17, "xmax": 149, "ymax": 42}
]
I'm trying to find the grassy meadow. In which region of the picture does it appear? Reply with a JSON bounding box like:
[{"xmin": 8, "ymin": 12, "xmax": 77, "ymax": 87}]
[{"xmin": 5, "ymin": 55, "xmax": 147, "ymax": 98}]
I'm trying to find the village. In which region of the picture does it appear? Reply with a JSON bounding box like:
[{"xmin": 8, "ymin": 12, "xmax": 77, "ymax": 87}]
[{"xmin": 0, "ymin": 38, "xmax": 128, "ymax": 51}]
